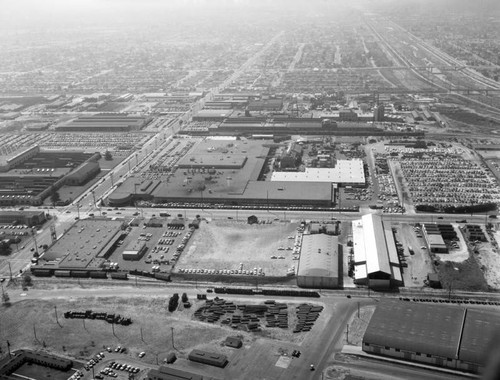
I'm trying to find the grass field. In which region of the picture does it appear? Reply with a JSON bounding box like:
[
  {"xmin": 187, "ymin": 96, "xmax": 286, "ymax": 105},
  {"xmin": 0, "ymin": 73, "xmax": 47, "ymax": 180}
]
[{"xmin": 179, "ymin": 221, "xmax": 299, "ymax": 276}]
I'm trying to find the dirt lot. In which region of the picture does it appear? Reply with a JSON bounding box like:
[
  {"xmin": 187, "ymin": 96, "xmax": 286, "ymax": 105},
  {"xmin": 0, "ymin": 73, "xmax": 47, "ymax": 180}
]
[
  {"xmin": 475, "ymin": 231, "xmax": 500, "ymax": 289},
  {"xmin": 0, "ymin": 292, "xmax": 322, "ymax": 366},
  {"xmin": 179, "ymin": 221, "xmax": 299, "ymax": 276},
  {"xmin": 343, "ymin": 305, "xmax": 376, "ymax": 346}
]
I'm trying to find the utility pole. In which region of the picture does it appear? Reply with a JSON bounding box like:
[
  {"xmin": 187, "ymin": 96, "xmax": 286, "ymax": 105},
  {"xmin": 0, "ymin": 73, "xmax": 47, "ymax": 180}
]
[
  {"xmin": 140, "ymin": 327, "xmax": 144, "ymax": 342},
  {"xmin": 54, "ymin": 305, "xmax": 61, "ymax": 327},
  {"xmin": 171, "ymin": 327, "xmax": 175, "ymax": 349},
  {"xmin": 346, "ymin": 324, "xmax": 349, "ymax": 344},
  {"xmin": 8, "ymin": 262, "xmax": 12, "ymax": 280},
  {"xmin": 357, "ymin": 302, "xmax": 360, "ymax": 318},
  {"xmin": 33, "ymin": 323, "xmax": 38, "ymax": 342}
]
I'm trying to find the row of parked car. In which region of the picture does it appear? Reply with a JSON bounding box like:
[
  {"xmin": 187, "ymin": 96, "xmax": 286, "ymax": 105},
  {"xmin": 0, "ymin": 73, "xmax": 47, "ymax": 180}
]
[{"xmin": 109, "ymin": 361, "xmax": 140, "ymax": 374}]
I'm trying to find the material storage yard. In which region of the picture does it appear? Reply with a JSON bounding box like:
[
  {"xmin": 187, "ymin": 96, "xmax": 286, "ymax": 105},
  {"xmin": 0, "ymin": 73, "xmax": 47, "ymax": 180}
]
[{"xmin": 0, "ymin": 288, "xmax": 335, "ymax": 380}]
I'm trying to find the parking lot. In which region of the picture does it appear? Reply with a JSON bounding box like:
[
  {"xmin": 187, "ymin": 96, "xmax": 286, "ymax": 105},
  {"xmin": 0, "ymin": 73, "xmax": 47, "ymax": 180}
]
[
  {"xmin": 106, "ymin": 217, "xmax": 194, "ymax": 274},
  {"xmin": 388, "ymin": 145, "xmax": 500, "ymax": 210},
  {"xmin": 176, "ymin": 220, "xmax": 300, "ymax": 277}
]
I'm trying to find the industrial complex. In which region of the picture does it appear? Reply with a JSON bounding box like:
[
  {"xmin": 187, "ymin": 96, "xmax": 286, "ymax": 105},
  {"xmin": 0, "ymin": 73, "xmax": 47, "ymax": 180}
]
[{"xmin": 2, "ymin": 1, "xmax": 500, "ymax": 380}]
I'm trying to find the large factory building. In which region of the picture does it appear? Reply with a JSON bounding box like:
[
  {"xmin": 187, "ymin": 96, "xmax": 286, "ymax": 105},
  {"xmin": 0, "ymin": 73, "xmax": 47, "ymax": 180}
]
[{"xmin": 363, "ymin": 300, "xmax": 500, "ymax": 375}]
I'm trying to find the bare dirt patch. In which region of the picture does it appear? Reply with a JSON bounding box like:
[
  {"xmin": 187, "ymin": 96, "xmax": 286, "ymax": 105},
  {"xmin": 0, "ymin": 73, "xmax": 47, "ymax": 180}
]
[
  {"xmin": 475, "ymin": 231, "xmax": 500, "ymax": 289},
  {"xmin": 343, "ymin": 305, "xmax": 376, "ymax": 346},
  {"xmin": 0, "ymin": 293, "xmax": 321, "ymax": 364}
]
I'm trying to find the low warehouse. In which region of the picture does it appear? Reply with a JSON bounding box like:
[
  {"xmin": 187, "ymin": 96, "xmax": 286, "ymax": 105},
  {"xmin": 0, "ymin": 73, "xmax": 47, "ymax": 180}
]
[
  {"xmin": 122, "ymin": 241, "xmax": 147, "ymax": 261},
  {"xmin": 188, "ymin": 349, "xmax": 228, "ymax": 368},
  {"xmin": 362, "ymin": 300, "xmax": 500, "ymax": 374},
  {"xmin": 297, "ymin": 234, "xmax": 341, "ymax": 289},
  {"xmin": 147, "ymin": 366, "xmax": 202, "ymax": 380}
]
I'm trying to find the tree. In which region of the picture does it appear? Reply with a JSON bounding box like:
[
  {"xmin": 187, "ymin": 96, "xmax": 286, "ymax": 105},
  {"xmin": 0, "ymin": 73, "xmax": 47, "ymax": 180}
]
[
  {"xmin": 22, "ymin": 274, "xmax": 33, "ymax": 287},
  {"xmin": 0, "ymin": 241, "xmax": 11, "ymax": 256},
  {"xmin": 2, "ymin": 291, "xmax": 10, "ymax": 305},
  {"xmin": 50, "ymin": 186, "xmax": 60, "ymax": 206},
  {"xmin": 104, "ymin": 151, "xmax": 113, "ymax": 161}
]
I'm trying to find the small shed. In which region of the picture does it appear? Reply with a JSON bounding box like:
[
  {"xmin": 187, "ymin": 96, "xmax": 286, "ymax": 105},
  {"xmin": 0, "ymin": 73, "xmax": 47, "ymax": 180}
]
[
  {"xmin": 167, "ymin": 218, "xmax": 185, "ymax": 227},
  {"xmin": 165, "ymin": 352, "xmax": 176, "ymax": 364},
  {"xmin": 188, "ymin": 219, "xmax": 200, "ymax": 229},
  {"xmin": 145, "ymin": 217, "xmax": 163, "ymax": 228},
  {"xmin": 247, "ymin": 215, "xmax": 258, "ymax": 225},
  {"xmin": 224, "ymin": 336, "xmax": 243, "ymax": 349},
  {"xmin": 129, "ymin": 218, "xmax": 140, "ymax": 227},
  {"xmin": 309, "ymin": 223, "xmax": 321, "ymax": 234},
  {"xmin": 427, "ymin": 273, "xmax": 441, "ymax": 288}
]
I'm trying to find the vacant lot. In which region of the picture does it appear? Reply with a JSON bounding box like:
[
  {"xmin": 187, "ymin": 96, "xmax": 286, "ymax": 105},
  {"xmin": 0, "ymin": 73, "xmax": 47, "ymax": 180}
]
[
  {"xmin": 475, "ymin": 231, "xmax": 500, "ymax": 289},
  {"xmin": 0, "ymin": 293, "xmax": 320, "ymax": 365},
  {"xmin": 179, "ymin": 221, "xmax": 299, "ymax": 276}
]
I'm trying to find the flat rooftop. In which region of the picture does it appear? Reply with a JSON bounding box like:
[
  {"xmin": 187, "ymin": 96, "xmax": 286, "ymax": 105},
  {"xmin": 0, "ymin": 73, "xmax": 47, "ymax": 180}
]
[
  {"xmin": 194, "ymin": 109, "xmax": 234, "ymax": 118},
  {"xmin": 177, "ymin": 153, "xmax": 247, "ymax": 169},
  {"xmin": 271, "ymin": 160, "xmax": 365, "ymax": 184},
  {"xmin": 42, "ymin": 219, "xmax": 123, "ymax": 268}
]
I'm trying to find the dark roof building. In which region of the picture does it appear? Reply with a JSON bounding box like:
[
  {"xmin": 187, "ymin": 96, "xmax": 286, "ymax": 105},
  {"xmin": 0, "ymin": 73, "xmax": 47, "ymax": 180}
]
[
  {"xmin": 147, "ymin": 366, "xmax": 203, "ymax": 380},
  {"xmin": 188, "ymin": 349, "xmax": 228, "ymax": 368},
  {"xmin": 0, "ymin": 210, "xmax": 46, "ymax": 227},
  {"xmin": 363, "ymin": 300, "xmax": 500, "ymax": 374},
  {"xmin": 57, "ymin": 114, "xmax": 149, "ymax": 132},
  {"xmin": 225, "ymin": 336, "xmax": 243, "ymax": 349},
  {"xmin": 0, "ymin": 349, "xmax": 73, "ymax": 380}
]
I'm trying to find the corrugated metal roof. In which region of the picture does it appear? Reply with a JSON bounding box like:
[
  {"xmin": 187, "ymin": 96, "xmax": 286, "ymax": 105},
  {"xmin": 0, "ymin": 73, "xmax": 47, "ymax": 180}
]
[
  {"xmin": 460, "ymin": 309, "xmax": 500, "ymax": 365},
  {"xmin": 298, "ymin": 234, "xmax": 338, "ymax": 278},
  {"xmin": 428, "ymin": 234, "xmax": 446, "ymax": 246},
  {"xmin": 362, "ymin": 214, "xmax": 391, "ymax": 275},
  {"xmin": 363, "ymin": 300, "xmax": 465, "ymax": 359},
  {"xmin": 352, "ymin": 219, "xmax": 367, "ymax": 264},
  {"xmin": 384, "ymin": 227, "xmax": 399, "ymax": 265}
]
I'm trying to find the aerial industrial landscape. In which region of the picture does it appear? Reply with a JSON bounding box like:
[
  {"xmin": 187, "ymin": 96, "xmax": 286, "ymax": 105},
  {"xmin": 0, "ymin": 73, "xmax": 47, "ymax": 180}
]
[{"xmin": 1, "ymin": 0, "xmax": 500, "ymax": 379}]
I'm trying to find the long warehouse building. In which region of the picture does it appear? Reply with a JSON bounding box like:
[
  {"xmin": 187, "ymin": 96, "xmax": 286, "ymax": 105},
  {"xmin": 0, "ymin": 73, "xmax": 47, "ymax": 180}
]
[
  {"xmin": 363, "ymin": 300, "xmax": 500, "ymax": 374},
  {"xmin": 351, "ymin": 214, "xmax": 403, "ymax": 288}
]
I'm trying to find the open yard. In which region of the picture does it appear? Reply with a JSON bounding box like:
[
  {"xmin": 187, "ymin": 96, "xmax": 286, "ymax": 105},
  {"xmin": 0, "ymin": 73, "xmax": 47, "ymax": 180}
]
[
  {"xmin": 475, "ymin": 230, "xmax": 500, "ymax": 289},
  {"xmin": 0, "ymin": 289, "xmax": 328, "ymax": 380},
  {"xmin": 179, "ymin": 221, "xmax": 299, "ymax": 277},
  {"xmin": 0, "ymin": 296, "xmax": 270, "ymax": 363}
]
